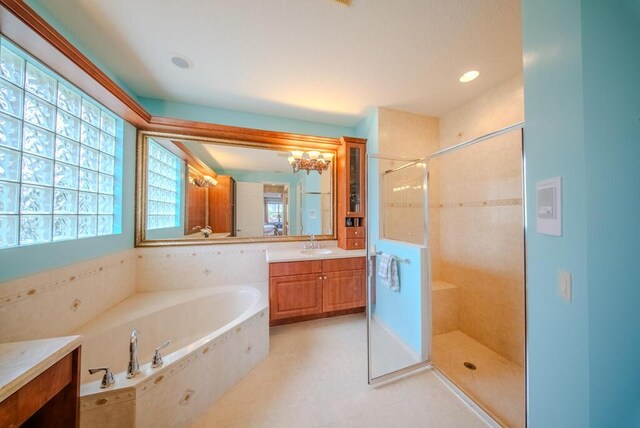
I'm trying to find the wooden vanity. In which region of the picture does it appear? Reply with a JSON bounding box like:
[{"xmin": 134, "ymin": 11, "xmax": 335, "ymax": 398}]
[
  {"xmin": 268, "ymin": 255, "xmax": 366, "ymax": 326},
  {"xmin": 0, "ymin": 336, "xmax": 82, "ymax": 428}
]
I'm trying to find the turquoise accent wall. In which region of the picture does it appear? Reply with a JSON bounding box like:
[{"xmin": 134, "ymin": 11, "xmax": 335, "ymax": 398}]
[
  {"xmin": 372, "ymin": 240, "xmax": 425, "ymax": 354},
  {"xmin": 523, "ymin": 1, "xmax": 590, "ymax": 426},
  {"xmin": 140, "ymin": 98, "xmax": 355, "ymax": 138},
  {"xmin": 523, "ymin": 1, "xmax": 640, "ymax": 426},
  {"xmin": 0, "ymin": 123, "xmax": 136, "ymax": 282},
  {"xmin": 581, "ymin": 1, "xmax": 640, "ymax": 426}
]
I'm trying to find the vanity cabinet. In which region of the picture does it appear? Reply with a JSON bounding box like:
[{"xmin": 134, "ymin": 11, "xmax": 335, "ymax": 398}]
[
  {"xmin": 269, "ymin": 257, "xmax": 366, "ymax": 325},
  {"xmin": 338, "ymin": 137, "xmax": 367, "ymax": 250}
]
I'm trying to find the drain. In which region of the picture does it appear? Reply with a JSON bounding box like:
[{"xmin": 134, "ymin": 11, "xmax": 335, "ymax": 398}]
[{"xmin": 463, "ymin": 361, "xmax": 477, "ymax": 370}]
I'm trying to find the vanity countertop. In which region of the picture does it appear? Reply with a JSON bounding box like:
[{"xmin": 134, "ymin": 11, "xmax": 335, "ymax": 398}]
[
  {"xmin": 0, "ymin": 335, "xmax": 82, "ymax": 403},
  {"xmin": 266, "ymin": 246, "xmax": 367, "ymax": 263}
]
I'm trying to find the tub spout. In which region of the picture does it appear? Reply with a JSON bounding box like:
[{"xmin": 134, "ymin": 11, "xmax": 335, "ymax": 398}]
[{"xmin": 127, "ymin": 329, "xmax": 140, "ymax": 379}]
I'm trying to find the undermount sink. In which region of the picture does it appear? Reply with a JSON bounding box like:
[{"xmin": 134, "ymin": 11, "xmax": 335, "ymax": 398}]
[{"xmin": 300, "ymin": 249, "xmax": 334, "ymax": 255}]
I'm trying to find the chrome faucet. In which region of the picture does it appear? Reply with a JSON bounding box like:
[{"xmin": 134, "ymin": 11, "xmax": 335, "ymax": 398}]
[
  {"xmin": 304, "ymin": 235, "xmax": 320, "ymax": 250},
  {"xmin": 88, "ymin": 366, "xmax": 115, "ymax": 389},
  {"xmin": 127, "ymin": 329, "xmax": 140, "ymax": 379}
]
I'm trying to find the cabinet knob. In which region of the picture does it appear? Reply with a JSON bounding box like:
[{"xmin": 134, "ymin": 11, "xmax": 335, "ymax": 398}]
[
  {"xmin": 355, "ymin": 231, "xmax": 359, "ymax": 235},
  {"xmin": 324, "ymin": 276, "xmax": 327, "ymax": 280},
  {"xmin": 318, "ymin": 276, "xmax": 323, "ymax": 280}
]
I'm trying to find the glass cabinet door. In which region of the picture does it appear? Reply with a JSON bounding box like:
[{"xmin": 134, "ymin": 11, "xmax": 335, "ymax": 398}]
[{"xmin": 348, "ymin": 145, "xmax": 363, "ymax": 215}]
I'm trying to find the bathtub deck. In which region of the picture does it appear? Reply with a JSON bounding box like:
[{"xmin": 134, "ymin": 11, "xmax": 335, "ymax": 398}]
[{"xmin": 190, "ymin": 314, "xmax": 487, "ymax": 427}]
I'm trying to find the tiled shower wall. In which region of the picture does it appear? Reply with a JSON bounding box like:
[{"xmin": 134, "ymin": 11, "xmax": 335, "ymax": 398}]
[
  {"xmin": 431, "ymin": 74, "xmax": 526, "ymax": 366},
  {"xmin": 377, "ymin": 107, "xmax": 439, "ymax": 245}
]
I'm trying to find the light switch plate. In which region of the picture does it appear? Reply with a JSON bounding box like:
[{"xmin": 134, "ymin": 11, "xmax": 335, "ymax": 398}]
[{"xmin": 558, "ymin": 271, "xmax": 572, "ymax": 302}]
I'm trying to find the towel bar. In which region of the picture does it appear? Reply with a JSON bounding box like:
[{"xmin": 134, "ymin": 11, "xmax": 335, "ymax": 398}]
[{"xmin": 374, "ymin": 251, "xmax": 411, "ymax": 264}]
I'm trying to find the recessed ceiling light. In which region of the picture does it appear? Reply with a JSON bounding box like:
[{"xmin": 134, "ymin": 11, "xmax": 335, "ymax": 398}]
[
  {"xmin": 459, "ymin": 70, "xmax": 480, "ymax": 83},
  {"xmin": 171, "ymin": 54, "xmax": 192, "ymax": 70}
]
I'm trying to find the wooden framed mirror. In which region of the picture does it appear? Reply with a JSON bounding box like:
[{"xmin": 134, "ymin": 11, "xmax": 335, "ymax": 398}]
[{"xmin": 135, "ymin": 130, "xmax": 339, "ymax": 246}]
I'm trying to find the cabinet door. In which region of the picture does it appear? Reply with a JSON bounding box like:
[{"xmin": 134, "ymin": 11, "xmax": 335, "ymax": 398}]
[
  {"xmin": 323, "ymin": 270, "xmax": 366, "ymax": 312},
  {"xmin": 269, "ymin": 273, "xmax": 323, "ymax": 321},
  {"xmin": 347, "ymin": 144, "xmax": 365, "ymax": 217}
]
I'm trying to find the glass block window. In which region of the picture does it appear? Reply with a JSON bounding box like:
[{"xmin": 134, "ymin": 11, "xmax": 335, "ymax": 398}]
[
  {"xmin": 0, "ymin": 36, "xmax": 122, "ymax": 248},
  {"xmin": 147, "ymin": 139, "xmax": 179, "ymax": 230}
]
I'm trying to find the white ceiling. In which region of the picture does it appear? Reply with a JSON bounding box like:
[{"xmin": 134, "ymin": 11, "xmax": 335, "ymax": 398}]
[
  {"xmin": 178, "ymin": 140, "xmax": 294, "ymax": 174},
  {"xmin": 34, "ymin": 0, "xmax": 522, "ymax": 127}
]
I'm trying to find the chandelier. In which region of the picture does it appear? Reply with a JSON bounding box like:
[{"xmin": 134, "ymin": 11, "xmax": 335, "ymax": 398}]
[
  {"xmin": 190, "ymin": 175, "xmax": 218, "ymax": 188},
  {"xmin": 287, "ymin": 150, "xmax": 334, "ymax": 174}
]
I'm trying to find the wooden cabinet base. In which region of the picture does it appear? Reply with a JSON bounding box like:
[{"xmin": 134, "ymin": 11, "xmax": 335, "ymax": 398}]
[
  {"xmin": 0, "ymin": 347, "xmax": 81, "ymax": 428},
  {"xmin": 270, "ymin": 306, "xmax": 365, "ymax": 327},
  {"xmin": 269, "ymin": 257, "xmax": 366, "ymax": 326}
]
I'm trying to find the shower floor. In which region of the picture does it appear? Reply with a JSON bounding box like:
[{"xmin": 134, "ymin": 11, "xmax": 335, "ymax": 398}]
[{"xmin": 432, "ymin": 330, "xmax": 525, "ymax": 428}]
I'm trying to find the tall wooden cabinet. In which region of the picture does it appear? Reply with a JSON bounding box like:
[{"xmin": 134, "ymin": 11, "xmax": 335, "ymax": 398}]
[
  {"xmin": 209, "ymin": 175, "xmax": 235, "ymax": 235},
  {"xmin": 338, "ymin": 137, "xmax": 367, "ymax": 250}
]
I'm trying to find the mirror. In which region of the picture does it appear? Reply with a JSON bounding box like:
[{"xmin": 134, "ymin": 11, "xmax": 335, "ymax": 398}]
[{"xmin": 136, "ymin": 131, "xmax": 336, "ymax": 246}]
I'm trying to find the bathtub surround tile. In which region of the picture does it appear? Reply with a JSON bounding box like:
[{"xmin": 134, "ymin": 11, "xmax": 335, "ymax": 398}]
[
  {"xmin": 135, "ymin": 241, "xmax": 335, "ymax": 293},
  {"xmin": 135, "ymin": 308, "xmax": 269, "ymax": 427},
  {"xmin": 190, "ymin": 315, "xmax": 487, "ymax": 428},
  {"xmin": 0, "ymin": 249, "xmax": 136, "ymax": 342},
  {"xmin": 80, "ymin": 399, "xmax": 135, "ymax": 428}
]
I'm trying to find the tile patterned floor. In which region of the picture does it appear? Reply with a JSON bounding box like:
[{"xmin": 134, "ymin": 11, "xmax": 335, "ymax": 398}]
[
  {"xmin": 432, "ymin": 330, "xmax": 525, "ymax": 428},
  {"xmin": 191, "ymin": 314, "xmax": 488, "ymax": 427}
]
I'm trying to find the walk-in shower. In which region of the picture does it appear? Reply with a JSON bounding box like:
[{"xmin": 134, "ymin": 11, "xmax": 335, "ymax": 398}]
[{"xmin": 367, "ymin": 123, "xmax": 525, "ymax": 427}]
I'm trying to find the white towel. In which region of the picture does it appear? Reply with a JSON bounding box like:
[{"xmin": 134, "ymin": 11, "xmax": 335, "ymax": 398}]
[{"xmin": 378, "ymin": 253, "xmax": 400, "ymax": 292}]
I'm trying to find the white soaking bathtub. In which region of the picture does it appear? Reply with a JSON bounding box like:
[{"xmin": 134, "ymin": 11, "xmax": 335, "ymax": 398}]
[{"xmin": 75, "ymin": 286, "xmax": 269, "ymax": 428}]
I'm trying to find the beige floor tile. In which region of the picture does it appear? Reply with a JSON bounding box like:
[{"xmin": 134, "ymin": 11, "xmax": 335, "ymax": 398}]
[{"xmin": 191, "ymin": 315, "xmax": 489, "ymax": 428}]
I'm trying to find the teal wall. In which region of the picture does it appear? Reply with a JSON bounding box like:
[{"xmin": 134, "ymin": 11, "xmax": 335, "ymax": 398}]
[
  {"xmin": 523, "ymin": 1, "xmax": 640, "ymax": 426},
  {"xmin": 581, "ymin": 1, "xmax": 640, "ymax": 426},
  {"xmin": 141, "ymin": 98, "xmax": 355, "ymax": 138},
  {"xmin": 0, "ymin": 123, "xmax": 137, "ymax": 282},
  {"xmin": 522, "ymin": 1, "xmax": 590, "ymax": 426}
]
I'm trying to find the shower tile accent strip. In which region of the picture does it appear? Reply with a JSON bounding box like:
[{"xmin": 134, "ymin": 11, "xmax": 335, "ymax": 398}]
[{"xmin": 429, "ymin": 198, "xmax": 523, "ymax": 209}]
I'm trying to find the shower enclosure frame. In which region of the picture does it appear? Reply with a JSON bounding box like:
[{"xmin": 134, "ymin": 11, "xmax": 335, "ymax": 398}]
[{"xmin": 365, "ymin": 122, "xmax": 528, "ymax": 427}]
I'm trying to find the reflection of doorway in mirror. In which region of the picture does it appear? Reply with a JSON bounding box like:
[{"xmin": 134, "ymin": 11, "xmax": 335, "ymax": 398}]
[
  {"xmin": 263, "ymin": 183, "xmax": 289, "ymax": 236},
  {"xmin": 235, "ymin": 182, "xmax": 264, "ymax": 237}
]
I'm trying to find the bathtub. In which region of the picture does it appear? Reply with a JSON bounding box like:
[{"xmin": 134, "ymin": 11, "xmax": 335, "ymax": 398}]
[{"xmin": 76, "ymin": 286, "xmax": 269, "ymax": 428}]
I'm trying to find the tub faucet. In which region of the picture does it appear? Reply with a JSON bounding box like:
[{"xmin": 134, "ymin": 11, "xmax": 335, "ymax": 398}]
[{"xmin": 127, "ymin": 329, "xmax": 140, "ymax": 379}]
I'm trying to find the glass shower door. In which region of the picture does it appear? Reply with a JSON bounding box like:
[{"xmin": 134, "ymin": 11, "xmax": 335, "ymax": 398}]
[
  {"xmin": 367, "ymin": 154, "xmax": 431, "ymax": 383},
  {"xmin": 427, "ymin": 127, "xmax": 526, "ymax": 427}
]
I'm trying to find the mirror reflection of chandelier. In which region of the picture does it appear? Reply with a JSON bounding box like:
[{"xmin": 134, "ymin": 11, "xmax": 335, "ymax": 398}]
[
  {"xmin": 190, "ymin": 175, "xmax": 218, "ymax": 188},
  {"xmin": 287, "ymin": 150, "xmax": 334, "ymax": 174}
]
